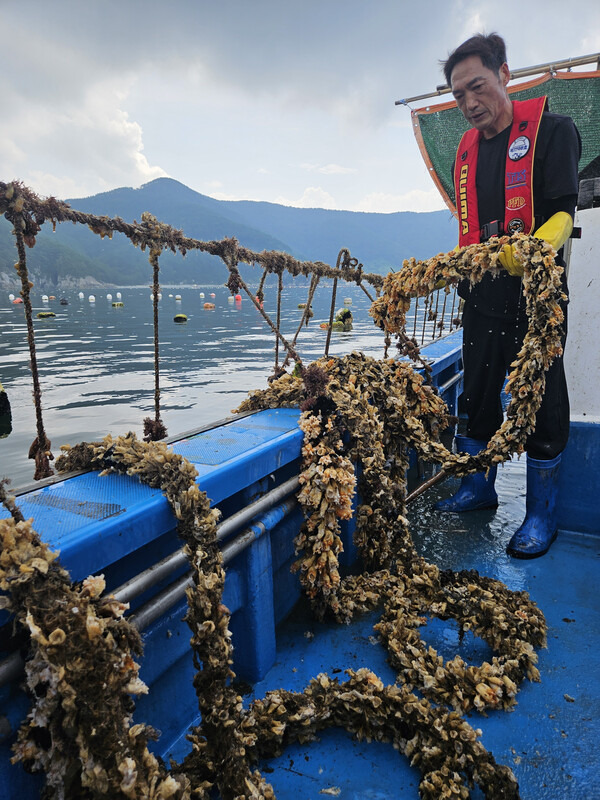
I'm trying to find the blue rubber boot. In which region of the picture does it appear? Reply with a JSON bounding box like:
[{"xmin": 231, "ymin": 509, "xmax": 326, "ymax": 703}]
[
  {"xmin": 435, "ymin": 435, "xmax": 498, "ymax": 512},
  {"xmin": 506, "ymin": 453, "xmax": 561, "ymax": 559}
]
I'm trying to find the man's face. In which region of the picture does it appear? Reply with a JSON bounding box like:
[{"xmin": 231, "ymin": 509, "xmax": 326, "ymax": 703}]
[{"xmin": 450, "ymin": 55, "xmax": 512, "ymax": 139}]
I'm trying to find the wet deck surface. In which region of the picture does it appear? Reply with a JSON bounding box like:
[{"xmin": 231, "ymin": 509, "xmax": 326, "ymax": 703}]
[{"xmin": 248, "ymin": 456, "xmax": 600, "ymax": 799}]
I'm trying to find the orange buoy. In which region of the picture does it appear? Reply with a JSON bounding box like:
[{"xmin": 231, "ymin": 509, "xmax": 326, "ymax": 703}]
[
  {"xmin": 12, "ymin": 298, "xmax": 23, "ymax": 304},
  {"xmin": 235, "ymin": 294, "xmax": 242, "ymax": 301},
  {"xmin": 203, "ymin": 302, "xmax": 215, "ymax": 310}
]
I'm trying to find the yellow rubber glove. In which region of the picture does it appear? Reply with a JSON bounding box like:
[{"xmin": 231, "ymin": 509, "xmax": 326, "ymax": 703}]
[
  {"xmin": 499, "ymin": 212, "xmax": 574, "ymax": 277},
  {"xmin": 435, "ymin": 244, "xmax": 461, "ymax": 289}
]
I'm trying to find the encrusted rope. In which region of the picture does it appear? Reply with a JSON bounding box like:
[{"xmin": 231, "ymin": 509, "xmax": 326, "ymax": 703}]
[
  {"xmin": 12, "ymin": 213, "xmax": 54, "ymax": 479},
  {"xmin": 144, "ymin": 238, "xmax": 167, "ymax": 442},
  {"xmin": 0, "ymin": 181, "xmax": 564, "ymax": 800},
  {"xmin": 0, "ymin": 182, "xmax": 384, "ymax": 291},
  {"xmin": 324, "ymin": 248, "xmax": 344, "ymax": 356},
  {"xmin": 3, "ymin": 419, "xmax": 525, "ymax": 800}
]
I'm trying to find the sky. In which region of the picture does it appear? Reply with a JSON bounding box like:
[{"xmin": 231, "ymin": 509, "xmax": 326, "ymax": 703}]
[{"xmin": 1, "ymin": 0, "xmax": 599, "ymax": 214}]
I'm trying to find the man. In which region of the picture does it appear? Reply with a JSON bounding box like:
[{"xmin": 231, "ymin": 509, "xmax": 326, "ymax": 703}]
[{"xmin": 435, "ymin": 33, "xmax": 581, "ymax": 559}]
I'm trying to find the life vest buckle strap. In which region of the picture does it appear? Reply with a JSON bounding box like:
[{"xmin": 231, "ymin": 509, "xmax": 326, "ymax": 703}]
[{"xmin": 480, "ymin": 220, "xmax": 504, "ymax": 241}]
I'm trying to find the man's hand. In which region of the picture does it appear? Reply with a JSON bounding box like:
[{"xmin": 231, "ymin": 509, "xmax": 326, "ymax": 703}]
[
  {"xmin": 499, "ymin": 211, "xmax": 574, "ymax": 277},
  {"xmin": 435, "ymin": 244, "xmax": 461, "ymax": 289}
]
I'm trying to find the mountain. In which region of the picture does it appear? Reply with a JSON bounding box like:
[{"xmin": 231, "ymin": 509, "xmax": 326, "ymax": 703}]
[{"xmin": 0, "ymin": 178, "xmax": 456, "ymax": 290}]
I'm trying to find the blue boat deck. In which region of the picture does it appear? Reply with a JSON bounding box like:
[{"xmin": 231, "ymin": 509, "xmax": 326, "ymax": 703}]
[{"xmin": 244, "ymin": 456, "xmax": 600, "ymax": 799}]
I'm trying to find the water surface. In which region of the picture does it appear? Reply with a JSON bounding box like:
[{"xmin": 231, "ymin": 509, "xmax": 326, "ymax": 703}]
[{"xmin": 1, "ymin": 282, "xmax": 389, "ymax": 488}]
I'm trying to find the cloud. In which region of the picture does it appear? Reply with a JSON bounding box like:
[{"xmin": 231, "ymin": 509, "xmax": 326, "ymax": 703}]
[
  {"xmin": 318, "ymin": 164, "xmax": 357, "ymax": 175},
  {"xmin": 0, "ymin": 71, "xmax": 168, "ymax": 198},
  {"xmin": 300, "ymin": 163, "xmax": 357, "ymax": 175},
  {"xmin": 2, "ymin": 0, "xmax": 598, "ymax": 210},
  {"xmin": 354, "ymin": 189, "xmax": 448, "ymax": 214},
  {"xmin": 275, "ymin": 187, "xmax": 338, "ymax": 209}
]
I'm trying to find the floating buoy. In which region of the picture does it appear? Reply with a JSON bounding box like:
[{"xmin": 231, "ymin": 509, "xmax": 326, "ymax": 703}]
[
  {"xmin": 343, "ymin": 297, "xmax": 352, "ymax": 305},
  {"xmin": 175, "ymin": 294, "xmax": 182, "ymax": 301},
  {"xmin": 227, "ymin": 295, "xmax": 234, "ymax": 303},
  {"xmin": 112, "ymin": 302, "xmax": 124, "ymax": 307},
  {"xmin": 150, "ymin": 292, "xmax": 162, "ymax": 300},
  {"xmin": 60, "ymin": 297, "xmax": 68, "ymax": 305},
  {"xmin": 174, "ymin": 313, "xmax": 188, "ymax": 323},
  {"xmin": 199, "ymin": 292, "xmax": 205, "ymax": 298},
  {"xmin": 8, "ymin": 293, "xmax": 14, "ymax": 301},
  {"xmin": 49, "ymin": 295, "xmax": 56, "ymax": 300},
  {"xmin": 298, "ymin": 303, "xmax": 307, "ymax": 309},
  {"xmin": 12, "ymin": 298, "xmax": 23, "ymax": 304},
  {"xmin": 116, "ymin": 291, "xmax": 122, "ymax": 299},
  {"xmin": 42, "ymin": 295, "xmax": 49, "ymax": 302},
  {"xmin": 106, "ymin": 293, "xmax": 113, "ymax": 301},
  {"xmin": 37, "ymin": 311, "xmax": 55, "ymax": 319},
  {"xmin": 78, "ymin": 292, "xmax": 84, "ymax": 299},
  {"xmin": 210, "ymin": 292, "xmax": 216, "ymax": 298},
  {"xmin": 234, "ymin": 293, "xmax": 242, "ymax": 301},
  {"xmin": 168, "ymin": 293, "xmax": 173, "ymax": 298},
  {"xmin": 203, "ymin": 302, "xmax": 215, "ymax": 310},
  {"xmin": 319, "ymin": 322, "xmax": 329, "ymax": 329},
  {"xmin": 331, "ymin": 307, "xmax": 353, "ymax": 331},
  {"xmin": 88, "ymin": 295, "xmax": 95, "ymax": 303}
]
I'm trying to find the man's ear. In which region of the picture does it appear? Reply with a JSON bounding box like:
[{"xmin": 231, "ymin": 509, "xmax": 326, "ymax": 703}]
[{"xmin": 499, "ymin": 62, "xmax": 510, "ymax": 87}]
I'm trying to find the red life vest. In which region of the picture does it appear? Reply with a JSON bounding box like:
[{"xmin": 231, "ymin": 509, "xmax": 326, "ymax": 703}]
[{"xmin": 454, "ymin": 97, "xmax": 548, "ymax": 246}]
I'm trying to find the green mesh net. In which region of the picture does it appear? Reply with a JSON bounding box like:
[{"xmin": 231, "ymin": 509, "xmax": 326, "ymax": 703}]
[{"xmin": 415, "ymin": 73, "xmax": 600, "ymax": 209}]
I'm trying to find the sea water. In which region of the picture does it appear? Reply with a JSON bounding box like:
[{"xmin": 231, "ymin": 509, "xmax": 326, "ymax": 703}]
[{"xmin": 0, "ymin": 281, "xmax": 390, "ymax": 489}]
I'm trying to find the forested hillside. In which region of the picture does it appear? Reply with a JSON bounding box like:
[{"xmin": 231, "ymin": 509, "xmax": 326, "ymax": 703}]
[{"xmin": 1, "ymin": 178, "xmax": 455, "ymax": 289}]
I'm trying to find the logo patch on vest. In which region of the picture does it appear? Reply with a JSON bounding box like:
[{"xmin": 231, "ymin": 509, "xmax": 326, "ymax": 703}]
[
  {"xmin": 506, "ymin": 168, "xmax": 527, "ymax": 188},
  {"xmin": 508, "ymin": 136, "xmax": 530, "ymax": 161},
  {"xmin": 459, "ymin": 164, "xmax": 469, "ymax": 235},
  {"xmin": 507, "ymin": 218, "xmax": 525, "ymax": 235},
  {"xmin": 507, "ymin": 196, "xmax": 526, "ymax": 210}
]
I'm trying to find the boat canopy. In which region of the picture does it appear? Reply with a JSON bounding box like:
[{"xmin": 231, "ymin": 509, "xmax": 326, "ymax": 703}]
[{"xmin": 403, "ymin": 59, "xmax": 600, "ymax": 215}]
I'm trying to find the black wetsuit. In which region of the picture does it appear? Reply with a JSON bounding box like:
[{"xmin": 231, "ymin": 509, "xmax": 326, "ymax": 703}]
[{"xmin": 458, "ymin": 112, "xmax": 581, "ymax": 459}]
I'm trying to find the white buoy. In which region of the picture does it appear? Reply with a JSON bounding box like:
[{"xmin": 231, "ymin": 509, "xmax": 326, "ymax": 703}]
[
  {"xmin": 78, "ymin": 292, "xmax": 84, "ymax": 299},
  {"xmin": 106, "ymin": 293, "xmax": 113, "ymax": 301},
  {"xmin": 42, "ymin": 295, "xmax": 49, "ymax": 302},
  {"xmin": 158, "ymin": 292, "xmax": 162, "ymax": 300},
  {"xmin": 175, "ymin": 294, "xmax": 182, "ymax": 301},
  {"xmin": 116, "ymin": 291, "xmax": 122, "ymax": 299},
  {"xmin": 227, "ymin": 295, "xmax": 234, "ymax": 303},
  {"xmin": 89, "ymin": 295, "xmax": 95, "ymax": 303},
  {"xmin": 199, "ymin": 292, "xmax": 205, "ymax": 298},
  {"xmin": 210, "ymin": 292, "xmax": 216, "ymax": 298},
  {"xmin": 169, "ymin": 293, "xmax": 173, "ymax": 298},
  {"xmin": 8, "ymin": 293, "xmax": 14, "ymax": 301}
]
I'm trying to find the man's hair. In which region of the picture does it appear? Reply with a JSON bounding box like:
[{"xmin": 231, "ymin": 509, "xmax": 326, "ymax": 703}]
[{"xmin": 441, "ymin": 33, "xmax": 507, "ymax": 86}]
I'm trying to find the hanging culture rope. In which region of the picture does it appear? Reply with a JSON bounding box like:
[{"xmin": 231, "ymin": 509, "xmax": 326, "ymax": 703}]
[{"xmin": 0, "ymin": 179, "xmax": 567, "ymax": 800}]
